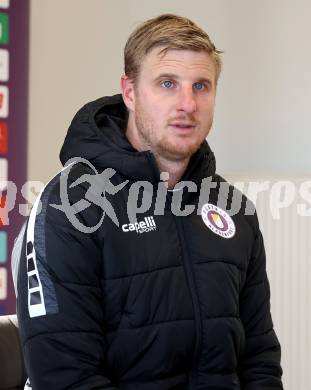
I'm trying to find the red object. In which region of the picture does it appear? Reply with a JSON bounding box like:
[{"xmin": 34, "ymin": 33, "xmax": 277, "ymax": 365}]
[
  {"xmin": 0, "ymin": 194, "xmax": 7, "ymax": 226},
  {"xmin": 0, "ymin": 122, "xmax": 8, "ymax": 154}
]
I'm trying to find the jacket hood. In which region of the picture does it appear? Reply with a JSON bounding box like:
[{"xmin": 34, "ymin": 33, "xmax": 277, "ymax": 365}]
[{"xmin": 60, "ymin": 94, "xmax": 216, "ymax": 184}]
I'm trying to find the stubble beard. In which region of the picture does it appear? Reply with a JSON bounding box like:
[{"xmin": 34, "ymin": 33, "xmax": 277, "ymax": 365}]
[{"xmin": 134, "ymin": 99, "xmax": 206, "ymax": 162}]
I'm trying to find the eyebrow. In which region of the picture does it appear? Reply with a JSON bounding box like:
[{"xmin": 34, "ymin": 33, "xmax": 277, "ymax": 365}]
[{"xmin": 153, "ymin": 73, "xmax": 178, "ymax": 81}]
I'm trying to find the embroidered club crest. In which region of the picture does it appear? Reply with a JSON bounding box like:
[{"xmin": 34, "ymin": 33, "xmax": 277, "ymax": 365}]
[{"xmin": 201, "ymin": 203, "xmax": 235, "ymax": 239}]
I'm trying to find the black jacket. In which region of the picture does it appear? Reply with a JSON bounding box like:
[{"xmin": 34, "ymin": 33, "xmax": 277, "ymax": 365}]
[{"xmin": 17, "ymin": 94, "xmax": 283, "ymax": 389}]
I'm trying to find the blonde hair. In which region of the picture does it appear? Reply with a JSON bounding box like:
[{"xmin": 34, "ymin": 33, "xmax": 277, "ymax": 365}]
[{"xmin": 124, "ymin": 14, "xmax": 223, "ymax": 83}]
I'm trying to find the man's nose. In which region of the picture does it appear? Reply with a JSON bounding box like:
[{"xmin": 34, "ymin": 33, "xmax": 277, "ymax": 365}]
[{"xmin": 177, "ymin": 86, "xmax": 197, "ymax": 114}]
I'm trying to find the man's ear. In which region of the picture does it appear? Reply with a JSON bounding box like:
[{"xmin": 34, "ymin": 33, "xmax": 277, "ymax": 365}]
[{"xmin": 121, "ymin": 75, "xmax": 135, "ymax": 112}]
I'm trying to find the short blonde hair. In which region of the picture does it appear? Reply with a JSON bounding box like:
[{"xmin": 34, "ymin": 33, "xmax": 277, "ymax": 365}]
[{"xmin": 124, "ymin": 14, "xmax": 223, "ymax": 83}]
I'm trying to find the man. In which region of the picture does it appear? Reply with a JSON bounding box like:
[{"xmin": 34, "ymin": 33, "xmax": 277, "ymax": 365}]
[{"xmin": 16, "ymin": 14, "xmax": 283, "ymax": 389}]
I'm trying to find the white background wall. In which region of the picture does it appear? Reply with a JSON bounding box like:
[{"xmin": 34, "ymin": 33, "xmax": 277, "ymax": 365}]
[
  {"xmin": 29, "ymin": 0, "xmax": 128, "ymax": 183},
  {"xmin": 29, "ymin": 0, "xmax": 311, "ymax": 388}
]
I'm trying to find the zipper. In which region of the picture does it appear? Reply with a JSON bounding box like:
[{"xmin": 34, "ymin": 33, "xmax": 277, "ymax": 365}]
[{"xmin": 174, "ymin": 216, "xmax": 203, "ymax": 390}]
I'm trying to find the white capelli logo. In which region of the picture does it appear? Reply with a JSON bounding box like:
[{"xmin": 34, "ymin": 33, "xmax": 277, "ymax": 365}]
[
  {"xmin": 122, "ymin": 216, "xmax": 157, "ymax": 234},
  {"xmin": 201, "ymin": 203, "xmax": 235, "ymax": 239}
]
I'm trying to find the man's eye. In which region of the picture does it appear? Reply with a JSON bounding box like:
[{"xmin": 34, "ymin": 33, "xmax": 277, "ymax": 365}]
[
  {"xmin": 162, "ymin": 80, "xmax": 174, "ymax": 89},
  {"xmin": 193, "ymin": 82, "xmax": 205, "ymax": 91}
]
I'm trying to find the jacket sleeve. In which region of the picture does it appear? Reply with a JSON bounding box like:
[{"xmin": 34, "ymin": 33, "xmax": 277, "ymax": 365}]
[
  {"xmin": 238, "ymin": 215, "xmax": 283, "ymax": 389},
  {"xmin": 16, "ymin": 172, "xmax": 118, "ymax": 390}
]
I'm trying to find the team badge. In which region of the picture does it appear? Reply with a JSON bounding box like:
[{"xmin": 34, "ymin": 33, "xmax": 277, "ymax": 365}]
[{"xmin": 201, "ymin": 203, "xmax": 235, "ymax": 239}]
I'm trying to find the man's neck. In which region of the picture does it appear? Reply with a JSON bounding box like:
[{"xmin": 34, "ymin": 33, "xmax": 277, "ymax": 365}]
[
  {"xmin": 125, "ymin": 120, "xmax": 190, "ymax": 189},
  {"xmin": 153, "ymin": 153, "xmax": 190, "ymax": 189}
]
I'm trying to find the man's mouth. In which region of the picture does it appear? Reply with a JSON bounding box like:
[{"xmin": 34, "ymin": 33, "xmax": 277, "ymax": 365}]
[{"xmin": 169, "ymin": 122, "xmax": 196, "ymax": 129}]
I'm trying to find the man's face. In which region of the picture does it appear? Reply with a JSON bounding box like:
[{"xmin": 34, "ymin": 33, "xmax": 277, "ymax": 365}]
[{"xmin": 123, "ymin": 47, "xmax": 217, "ymax": 161}]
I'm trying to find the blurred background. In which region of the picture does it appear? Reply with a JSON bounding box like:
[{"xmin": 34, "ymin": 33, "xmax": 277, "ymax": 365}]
[{"xmin": 2, "ymin": 0, "xmax": 311, "ymax": 388}]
